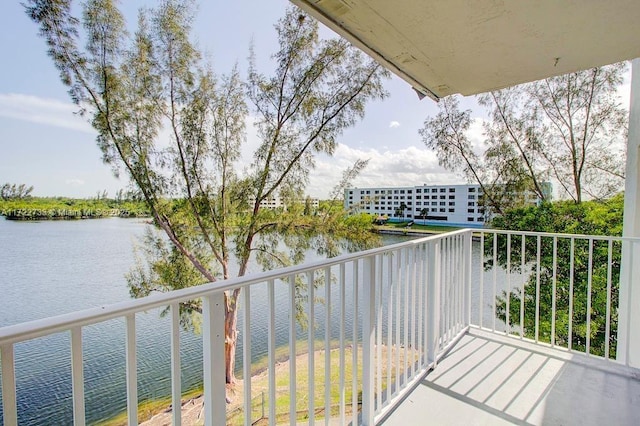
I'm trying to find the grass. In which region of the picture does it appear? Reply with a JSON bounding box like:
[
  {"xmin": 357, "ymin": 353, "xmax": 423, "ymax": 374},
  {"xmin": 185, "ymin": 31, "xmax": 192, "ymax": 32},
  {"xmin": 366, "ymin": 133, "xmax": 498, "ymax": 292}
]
[
  {"xmin": 97, "ymin": 342, "xmax": 418, "ymax": 425},
  {"xmin": 375, "ymin": 222, "xmax": 462, "ymax": 234}
]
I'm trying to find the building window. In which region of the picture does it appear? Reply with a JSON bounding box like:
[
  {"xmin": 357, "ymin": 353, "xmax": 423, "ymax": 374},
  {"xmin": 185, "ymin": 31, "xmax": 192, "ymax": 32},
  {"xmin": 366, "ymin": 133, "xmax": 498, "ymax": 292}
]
[
  {"xmin": 477, "ymin": 217, "xmax": 484, "ymax": 222},
  {"xmin": 416, "ymin": 201, "xmax": 422, "ymax": 206},
  {"xmin": 467, "ymin": 217, "xmax": 474, "ymax": 222},
  {"xmin": 449, "ymin": 208, "xmax": 455, "ymax": 212},
  {"xmin": 439, "ymin": 208, "xmax": 445, "ymax": 212},
  {"xmin": 431, "ymin": 202, "xmax": 437, "ymax": 206},
  {"xmin": 349, "ymin": 190, "xmax": 353, "ymax": 194},
  {"xmin": 400, "ymin": 190, "xmax": 405, "ymax": 194},
  {"xmin": 468, "ymin": 208, "xmax": 474, "ymax": 213},
  {"xmin": 416, "ymin": 188, "xmax": 422, "ymax": 193},
  {"xmin": 449, "ymin": 202, "xmax": 455, "ymax": 206},
  {"xmin": 407, "ymin": 214, "xmax": 412, "ymax": 218},
  {"xmin": 394, "ymin": 190, "xmax": 398, "ymax": 194},
  {"xmin": 449, "ymin": 195, "xmax": 455, "ymax": 199},
  {"xmin": 449, "ymin": 188, "xmax": 455, "ymax": 192},
  {"xmin": 374, "ymin": 190, "xmax": 379, "ymax": 194},
  {"xmin": 440, "ymin": 202, "xmax": 445, "ymax": 206},
  {"xmin": 360, "ymin": 190, "xmax": 364, "ymax": 194},
  {"xmin": 440, "ymin": 195, "xmax": 446, "ymax": 199},
  {"xmin": 366, "ymin": 190, "xmax": 370, "ymax": 194},
  {"xmin": 424, "ymin": 188, "xmax": 430, "ymax": 193},
  {"xmin": 468, "ymin": 201, "xmax": 475, "ymax": 206},
  {"xmin": 468, "ymin": 195, "xmax": 476, "ymax": 200},
  {"xmin": 416, "ymin": 195, "xmax": 422, "ymax": 199},
  {"xmin": 469, "ymin": 188, "xmax": 476, "ymax": 192},
  {"xmin": 432, "ymin": 195, "xmax": 438, "ymax": 199},
  {"xmin": 439, "ymin": 188, "xmax": 446, "ymax": 193},
  {"xmin": 408, "ymin": 190, "xmax": 412, "ymax": 194}
]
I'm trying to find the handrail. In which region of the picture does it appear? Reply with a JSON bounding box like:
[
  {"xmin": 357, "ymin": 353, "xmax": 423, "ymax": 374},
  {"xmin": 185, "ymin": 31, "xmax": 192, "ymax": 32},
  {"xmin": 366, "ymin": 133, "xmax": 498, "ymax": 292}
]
[{"xmin": 0, "ymin": 229, "xmax": 471, "ymax": 346}]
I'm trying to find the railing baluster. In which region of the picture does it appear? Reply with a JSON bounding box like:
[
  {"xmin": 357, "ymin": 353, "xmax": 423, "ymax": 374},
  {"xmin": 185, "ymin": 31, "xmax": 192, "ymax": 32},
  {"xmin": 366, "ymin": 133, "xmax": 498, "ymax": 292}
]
[
  {"xmin": 427, "ymin": 240, "xmax": 440, "ymax": 367},
  {"xmin": 394, "ymin": 250, "xmax": 401, "ymax": 393},
  {"xmin": 492, "ymin": 233, "xmax": 497, "ymax": 332},
  {"xmin": 375, "ymin": 255, "xmax": 383, "ymax": 413},
  {"xmin": 339, "ymin": 264, "xmax": 346, "ymax": 426},
  {"xmin": 605, "ymin": 240, "xmax": 613, "ymax": 360},
  {"xmin": 289, "ymin": 275, "xmax": 297, "ymax": 426},
  {"xmin": 520, "ymin": 235, "xmax": 526, "ymax": 339},
  {"xmin": 403, "ymin": 248, "xmax": 409, "ymax": 385},
  {"xmin": 243, "ymin": 285, "xmax": 252, "ymax": 426},
  {"xmin": 170, "ymin": 304, "xmax": 181, "ymax": 426},
  {"xmin": 352, "ymin": 261, "xmax": 359, "ymax": 426},
  {"xmin": 465, "ymin": 231, "xmax": 472, "ymax": 329},
  {"xmin": 587, "ymin": 239, "xmax": 594, "ymax": 355},
  {"xmin": 1, "ymin": 343, "xmax": 18, "ymax": 426},
  {"xmin": 307, "ymin": 270, "xmax": 315, "ymax": 425},
  {"xmin": 362, "ymin": 256, "xmax": 376, "ymax": 426},
  {"xmin": 325, "ymin": 266, "xmax": 332, "ymax": 425},
  {"xmin": 125, "ymin": 314, "xmax": 137, "ymax": 426},
  {"xmin": 386, "ymin": 252, "xmax": 393, "ymax": 403},
  {"xmin": 267, "ymin": 280, "xmax": 276, "ymax": 426},
  {"xmin": 410, "ymin": 247, "xmax": 417, "ymax": 379},
  {"xmin": 480, "ymin": 232, "xmax": 485, "ymax": 329},
  {"xmin": 416, "ymin": 244, "xmax": 424, "ymax": 371},
  {"xmin": 552, "ymin": 237, "xmax": 558, "ymax": 347},
  {"xmin": 506, "ymin": 233, "xmax": 511, "ymax": 335},
  {"xmin": 569, "ymin": 238, "xmax": 575, "ymax": 351},
  {"xmin": 71, "ymin": 326, "xmax": 85, "ymax": 426},
  {"xmin": 535, "ymin": 236, "xmax": 541, "ymax": 343},
  {"xmin": 202, "ymin": 292, "xmax": 226, "ymax": 426}
]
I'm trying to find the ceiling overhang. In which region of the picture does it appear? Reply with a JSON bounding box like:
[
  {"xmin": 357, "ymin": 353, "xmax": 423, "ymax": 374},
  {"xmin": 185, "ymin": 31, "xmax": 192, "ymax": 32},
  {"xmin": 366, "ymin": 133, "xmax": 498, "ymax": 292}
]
[{"xmin": 291, "ymin": 0, "xmax": 640, "ymax": 100}]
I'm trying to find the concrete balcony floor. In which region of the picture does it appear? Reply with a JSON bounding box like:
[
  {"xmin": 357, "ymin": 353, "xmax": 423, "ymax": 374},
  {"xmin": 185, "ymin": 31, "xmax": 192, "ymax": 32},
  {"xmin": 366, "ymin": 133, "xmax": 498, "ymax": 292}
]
[{"xmin": 380, "ymin": 328, "xmax": 640, "ymax": 426}]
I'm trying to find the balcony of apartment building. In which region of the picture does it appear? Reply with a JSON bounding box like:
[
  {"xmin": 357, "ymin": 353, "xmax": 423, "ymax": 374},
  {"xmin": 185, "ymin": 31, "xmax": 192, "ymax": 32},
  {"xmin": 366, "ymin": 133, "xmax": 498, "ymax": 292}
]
[
  {"xmin": 3, "ymin": 1, "xmax": 640, "ymax": 425},
  {"xmin": 1, "ymin": 229, "xmax": 639, "ymax": 425}
]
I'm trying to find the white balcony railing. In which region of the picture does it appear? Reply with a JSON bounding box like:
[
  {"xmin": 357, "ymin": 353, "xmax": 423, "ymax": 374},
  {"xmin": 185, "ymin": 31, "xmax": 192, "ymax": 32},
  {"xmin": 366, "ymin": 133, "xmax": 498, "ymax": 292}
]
[{"xmin": 0, "ymin": 228, "xmax": 637, "ymax": 425}]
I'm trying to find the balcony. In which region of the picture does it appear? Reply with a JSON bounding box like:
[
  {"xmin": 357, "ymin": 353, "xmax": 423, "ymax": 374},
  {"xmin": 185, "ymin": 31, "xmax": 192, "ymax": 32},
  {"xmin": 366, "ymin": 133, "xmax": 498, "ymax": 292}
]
[{"xmin": 1, "ymin": 229, "xmax": 639, "ymax": 425}]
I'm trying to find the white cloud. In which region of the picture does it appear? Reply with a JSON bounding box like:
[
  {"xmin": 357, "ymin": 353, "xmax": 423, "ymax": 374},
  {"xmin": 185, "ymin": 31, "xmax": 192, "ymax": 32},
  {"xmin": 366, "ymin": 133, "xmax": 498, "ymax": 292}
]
[
  {"xmin": 65, "ymin": 179, "xmax": 85, "ymax": 186},
  {"xmin": 389, "ymin": 120, "xmax": 400, "ymax": 128},
  {"xmin": 307, "ymin": 143, "xmax": 459, "ymax": 199},
  {"xmin": 0, "ymin": 93, "xmax": 94, "ymax": 133}
]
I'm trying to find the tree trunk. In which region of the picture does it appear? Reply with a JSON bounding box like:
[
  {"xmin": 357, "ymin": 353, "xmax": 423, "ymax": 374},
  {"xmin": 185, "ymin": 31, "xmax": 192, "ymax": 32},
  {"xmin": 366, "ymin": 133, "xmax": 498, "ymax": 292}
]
[{"xmin": 224, "ymin": 301, "xmax": 239, "ymax": 384}]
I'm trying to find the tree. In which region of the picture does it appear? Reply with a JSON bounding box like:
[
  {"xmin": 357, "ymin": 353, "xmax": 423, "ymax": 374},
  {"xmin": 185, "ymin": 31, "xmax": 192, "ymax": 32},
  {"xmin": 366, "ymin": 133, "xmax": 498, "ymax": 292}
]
[
  {"xmin": 419, "ymin": 207, "xmax": 428, "ymax": 224},
  {"xmin": 26, "ymin": 0, "xmax": 388, "ymax": 385},
  {"xmin": 487, "ymin": 195, "xmax": 624, "ymax": 356},
  {"xmin": 421, "ymin": 64, "xmax": 627, "ymax": 209},
  {"xmin": 1, "ymin": 183, "xmax": 34, "ymax": 200}
]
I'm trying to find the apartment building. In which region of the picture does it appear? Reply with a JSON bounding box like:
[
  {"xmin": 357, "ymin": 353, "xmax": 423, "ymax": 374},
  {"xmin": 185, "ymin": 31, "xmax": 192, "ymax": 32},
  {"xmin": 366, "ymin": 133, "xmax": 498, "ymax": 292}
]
[
  {"xmin": 344, "ymin": 184, "xmax": 488, "ymax": 227},
  {"xmin": 251, "ymin": 195, "xmax": 320, "ymax": 211}
]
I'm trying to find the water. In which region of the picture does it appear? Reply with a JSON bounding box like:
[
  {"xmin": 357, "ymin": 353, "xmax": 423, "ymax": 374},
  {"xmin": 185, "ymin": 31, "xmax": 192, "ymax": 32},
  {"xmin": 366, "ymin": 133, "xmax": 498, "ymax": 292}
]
[{"xmin": 0, "ymin": 217, "xmax": 419, "ymax": 425}]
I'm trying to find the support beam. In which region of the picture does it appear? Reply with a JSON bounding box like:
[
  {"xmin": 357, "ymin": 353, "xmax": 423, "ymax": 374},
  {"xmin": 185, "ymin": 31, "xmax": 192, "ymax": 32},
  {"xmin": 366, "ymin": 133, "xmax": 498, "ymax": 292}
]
[{"xmin": 618, "ymin": 58, "xmax": 640, "ymax": 367}]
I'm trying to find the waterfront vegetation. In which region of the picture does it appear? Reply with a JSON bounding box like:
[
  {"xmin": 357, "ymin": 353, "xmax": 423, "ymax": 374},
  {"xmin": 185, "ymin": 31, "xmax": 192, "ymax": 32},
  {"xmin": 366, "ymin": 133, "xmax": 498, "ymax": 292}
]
[{"xmin": 0, "ymin": 196, "xmax": 149, "ymax": 220}]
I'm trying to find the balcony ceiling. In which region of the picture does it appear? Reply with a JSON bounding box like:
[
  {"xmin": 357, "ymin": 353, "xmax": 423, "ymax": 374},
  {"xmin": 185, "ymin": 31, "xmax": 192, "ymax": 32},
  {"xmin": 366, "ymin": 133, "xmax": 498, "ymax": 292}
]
[{"xmin": 291, "ymin": 0, "xmax": 640, "ymax": 100}]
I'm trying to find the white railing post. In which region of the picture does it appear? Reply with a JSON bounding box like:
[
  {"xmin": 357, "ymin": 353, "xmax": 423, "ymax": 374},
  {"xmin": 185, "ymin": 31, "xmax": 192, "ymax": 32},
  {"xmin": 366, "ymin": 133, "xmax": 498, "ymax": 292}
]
[
  {"xmin": 1, "ymin": 344, "xmax": 17, "ymax": 426},
  {"xmin": 426, "ymin": 240, "xmax": 441, "ymax": 365},
  {"xmin": 362, "ymin": 256, "xmax": 376, "ymax": 425},
  {"xmin": 464, "ymin": 231, "xmax": 473, "ymax": 327},
  {"xmin": 202, "ymin": 291, "xmax": 226, "ymax": 426},
  {"xmin": 125, "ymin": 314, "xmax": 137, "ymax": 426},
  {"xmin": 70, "ymin": 327, "xmax": 86, "ymax": 426},
  {"xmin": 170, "ymin": 304, "xmax": 182, "ymax": 426}
]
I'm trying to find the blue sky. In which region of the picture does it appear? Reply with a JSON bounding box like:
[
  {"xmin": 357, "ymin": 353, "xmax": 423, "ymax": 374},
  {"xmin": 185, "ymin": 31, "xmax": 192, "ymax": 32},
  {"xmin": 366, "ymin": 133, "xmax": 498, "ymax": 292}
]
[{"xmin": 0, "ymin": 1, "xmax": 629, "ymax": 199}]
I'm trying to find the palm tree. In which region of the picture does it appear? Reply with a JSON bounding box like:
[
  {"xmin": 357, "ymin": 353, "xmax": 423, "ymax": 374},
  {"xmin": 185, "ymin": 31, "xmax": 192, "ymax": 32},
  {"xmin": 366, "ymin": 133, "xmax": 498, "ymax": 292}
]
[{"xmin": 420, "ymin": 207, "xmax": 429, "ymax": 225}]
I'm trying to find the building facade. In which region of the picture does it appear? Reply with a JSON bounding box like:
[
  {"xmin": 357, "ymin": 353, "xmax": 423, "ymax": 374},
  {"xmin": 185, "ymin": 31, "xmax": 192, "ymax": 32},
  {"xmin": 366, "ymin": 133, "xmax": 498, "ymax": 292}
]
[{"xmin": 344, "ymin": 184, "xmax": 488, "ymax": 227}]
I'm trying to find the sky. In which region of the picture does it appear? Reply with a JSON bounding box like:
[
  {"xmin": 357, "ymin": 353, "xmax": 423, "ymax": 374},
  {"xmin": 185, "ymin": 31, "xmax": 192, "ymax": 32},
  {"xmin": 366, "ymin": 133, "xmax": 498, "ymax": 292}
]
[{"xmin": 0, "ymin": 1, "xmax": 630, "ymax": 200}]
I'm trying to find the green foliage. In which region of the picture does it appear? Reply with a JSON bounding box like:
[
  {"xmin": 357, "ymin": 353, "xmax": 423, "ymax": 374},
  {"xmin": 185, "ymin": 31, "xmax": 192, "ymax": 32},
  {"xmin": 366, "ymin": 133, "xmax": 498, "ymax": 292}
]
[
  {"xmin": 0, "ymin": 196, "xmax": 149, "ymax": 219},
  {"xmin": 488, "ymin": 195, "xmax": 624, "ymax": 357}
]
